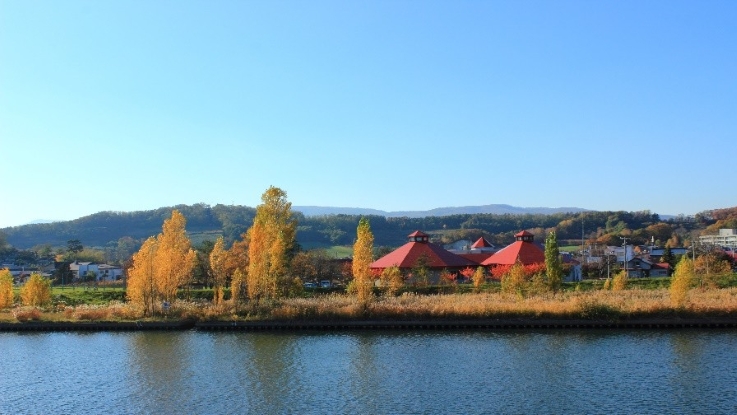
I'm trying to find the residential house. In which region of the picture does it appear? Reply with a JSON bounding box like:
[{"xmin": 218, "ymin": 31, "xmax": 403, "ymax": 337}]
[{"xmin": 69, "ymin": 261, "xmax": 123, "ymax": 282}]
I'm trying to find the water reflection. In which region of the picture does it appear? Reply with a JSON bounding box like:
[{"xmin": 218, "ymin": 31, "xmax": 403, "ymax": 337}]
[{"xmin": 2, "ymin": 329, "xmax": 737, "ymax": 414}]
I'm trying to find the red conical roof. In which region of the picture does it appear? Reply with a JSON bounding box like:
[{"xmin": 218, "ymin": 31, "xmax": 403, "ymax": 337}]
[
  {"xmin": 471, "ymin": 237, "xmax": 493, "ymax": 249},
  {"xmin": 481, "ymin": 240, "xmax": 544, "ymax": 266},
  {"xmin": 371, "ymin": 231, "xmax": 477, "ymax": 269}
]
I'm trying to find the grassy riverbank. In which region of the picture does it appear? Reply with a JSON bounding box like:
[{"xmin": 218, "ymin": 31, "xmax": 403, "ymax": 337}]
[{"xmin": 3, "ymin": 280, "xmax": 737, "ymax": 324}]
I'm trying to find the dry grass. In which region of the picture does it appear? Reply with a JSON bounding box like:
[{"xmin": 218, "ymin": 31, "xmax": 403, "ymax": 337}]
[
  {"xmin": 2, "ymin": 287, "xmax": 737, "ymax": 323},
  {"xmin": 250, "ymin": 288, "xmax": 737, "ymax": 322}
]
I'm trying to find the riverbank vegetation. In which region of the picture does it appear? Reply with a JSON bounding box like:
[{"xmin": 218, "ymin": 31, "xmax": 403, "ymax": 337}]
[
  {"xmin": 2, "ymin": 283, "xmax": 737, "ymax": 324},
  {"xmin": 2, "ymin": 187, "xmax": 736, "ymax": 326}
]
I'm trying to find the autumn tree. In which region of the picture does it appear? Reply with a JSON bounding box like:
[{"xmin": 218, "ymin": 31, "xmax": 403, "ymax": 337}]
[
  {"xmin": 209, "ymin": 236, "xmax": 228, "ymax": 305},
  {"xmin": 544, "ymin": 231, "xmax": 563, "ymax": 292},
  {"xmin": 127, "ymin": 236, "xmax": 158, "ymax": 315},
  {"xmin": 670, "ymin": 255, "xmax": 695, "ymax": 308},
  {"xmin": 611, "ymin": 270, "xmax": 628, "ymax": 291},
  {"xmin": 352, "ymin": 217, "xmax": 375, "ymax": 304},
  {"xmin": 694, "ymin": 252, "xmax": 733, "ymax": 289},
  {"xmin": 226, "ymin": 234, "xmax": 250, "ymax": 304},
  {"xmin": 0, "ymin": 269, "xmax": 14, "ymax": 309},
  {"xmin": 126, "ymin": 210, "xmax": 197, "ymax": 315},
  {"xmin": 230, "ymin": 269, "xmax": 247, "ymax": 305},
  {"xmin": 20, "ymin": 273, "xmax": 52, "ymax": 307},
  {"xmin": 472, "ymin": 266, "xmax": 486, "ymax": 292},
  {"xmin": 155, "ymin": 210, "xmax": 197, "ymax": 302},
  {"xmin": 380, "ymin": 265, "xmax": 404, "ymax": 297},
  {"xmin": 247, "ymin": 186, "xmax": 297, "ymax": 300},
  {"xmin": 501, "ymin": 261, "xmax": 528, "ymax": 299}
]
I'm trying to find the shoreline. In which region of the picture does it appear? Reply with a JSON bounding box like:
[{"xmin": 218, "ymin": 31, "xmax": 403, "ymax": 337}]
[{"xmin": 2, "ymin": 316, "xmax": 736, "ymax": 332}]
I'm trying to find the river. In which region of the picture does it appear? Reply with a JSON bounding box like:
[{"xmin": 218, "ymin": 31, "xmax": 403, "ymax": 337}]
[{"xmin": 1, "ymin": 329, "xmax": 736, "ymax": 414}]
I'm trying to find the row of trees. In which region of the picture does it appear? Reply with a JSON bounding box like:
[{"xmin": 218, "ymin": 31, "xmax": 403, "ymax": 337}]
[
  {"xmin": 125, "ymin": 187, "xmax": 301, "ymax": 315},
  {"xmin": 0, "ymin": 270, "xmax": 52, "ymax": 309}
]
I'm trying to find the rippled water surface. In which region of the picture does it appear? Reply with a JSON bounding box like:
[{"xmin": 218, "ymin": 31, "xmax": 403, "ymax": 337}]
[{"xmin": 2, "ymin": 329, "xmax": 737, "ymax": 414}]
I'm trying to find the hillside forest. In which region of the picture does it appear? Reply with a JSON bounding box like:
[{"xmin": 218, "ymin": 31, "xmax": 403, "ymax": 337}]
[{"xmin": 1, "ymin": 203, "xmax": 737, "ymax": 271}]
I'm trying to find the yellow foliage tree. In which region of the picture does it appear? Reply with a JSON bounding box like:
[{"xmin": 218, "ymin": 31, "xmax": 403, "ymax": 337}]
[
  {"xmin": 20, "ymin": 273, "xmax": 52, "ymax": 307},
  {"xmin": 0, "ymin": 269, "xmax": 14, "ymax": 309},
  {"xmin": 612, "ymin": 270, "xmax": 628, "ymax": 291},
  {"xmin": 694, "ymin": 252, "xmax": 733, "ymax": 289},
  {"xmin": 247, "ymin": 186, "xmax": 297, "ymax": 300},
  {"xmin": 380, "ymin": 265, "xmax": 404, "ymax": 297},
  {"xmin": 126, "ymin": 210, "xmax": 196, "ymax": 315},
  {"xmin": 670, "ymin": 255, "xmax": 695, "ymax": 308},
  {"xmin": 127, "ymin": 236, "xmax": 158, "ymax": 315},
  {"xmin": 501, "ymin": 261, "xmax": 528, "ymax": 299},
  {"xmin": 472, "ymin": 266, "xmax": 486, "ymax": 293},
  {"xmin": 230, "ymin": 268, "xmax": 247, "ymax": 306},
  {"xmin": 209, "ymin": 236, "xmax": 228, "ymax": 305},
  {"xmin": 352, "ymin": 217, "xmax": 375, "ymax": 304},
  {"xmin": 154, "ymin": 210, "xmax": 197, "ymax": 303}
]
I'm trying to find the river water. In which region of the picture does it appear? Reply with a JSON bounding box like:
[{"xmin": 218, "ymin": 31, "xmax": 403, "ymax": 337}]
[{"xmin": 1, "ymin": 329, "xmax": 736, "ymax": 414}]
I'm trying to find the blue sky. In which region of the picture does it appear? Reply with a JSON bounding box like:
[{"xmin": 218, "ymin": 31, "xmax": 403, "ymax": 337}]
[{"xmin": 1, "ymin": 0, "xmax": 735, "ymax": 228}]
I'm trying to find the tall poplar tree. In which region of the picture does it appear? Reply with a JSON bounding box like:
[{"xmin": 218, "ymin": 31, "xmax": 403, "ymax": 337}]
[
  {"xmin": 209, "ymin": 236, "xmax": 228, "ymax": 305},
  {"xmin": 247, "ymin": 186, "xmax": 297, "ymax": 300},
  {"xmin": 670, "ymin": 255, "xmax": 694, "ymax": 307},
  {"xmin": 352, "ymin": 217, "xmax": 375, "ymax": 304},
  {"xmin": 127, "ymin": 210, "xmax": 196, "ymax": 315},
  {"xmin": 0, "ymin": 268, "xmax": 14, "ymax": 309},
  {"xmin": 155, "ymin": 210, "xmax": 197, "ymax": 303},
  {"xmin": 127, "ymin": 236, "xmax": 158, "ymax": 315},
  {"xmin": 545, "ymin": 231, "xmax": 563, "ymax": 292}
]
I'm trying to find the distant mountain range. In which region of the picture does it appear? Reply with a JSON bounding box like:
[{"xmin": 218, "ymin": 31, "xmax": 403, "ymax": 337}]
[{"xmin": 293, "ymin": 204, "xmax": 588, "ymax": 218}]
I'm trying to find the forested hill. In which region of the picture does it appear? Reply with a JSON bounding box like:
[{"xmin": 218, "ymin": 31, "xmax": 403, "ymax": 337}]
[{"xmin": 4, "ymin": 203, "xmax": 734, "ymax": 253}]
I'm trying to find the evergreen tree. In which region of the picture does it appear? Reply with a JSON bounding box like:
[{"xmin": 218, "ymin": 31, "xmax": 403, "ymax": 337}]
[
  {"xmin": 661, "ymin": 246, "xmax": 675, "ymax": 274},
  {"xmin": 545, "ymin": 231, "xmax": 563, "ymax": 291},
  {"xmin": 352, "ymin": 217, "xmax": 375, "ymax": 304}
]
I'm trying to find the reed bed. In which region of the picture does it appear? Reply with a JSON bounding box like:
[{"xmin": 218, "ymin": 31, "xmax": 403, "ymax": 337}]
[
  {"xmin": 255, "ymin": 288, "xmax": 737, "ymax": 322},
  {"xmin": 3, "ymin": 287, "xmax": 737, "ymax": 323}
]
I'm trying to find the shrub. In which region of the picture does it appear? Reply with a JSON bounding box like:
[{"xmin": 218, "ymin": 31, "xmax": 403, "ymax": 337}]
[
  {"xmin": 13, "ymin": 307, "xmax": 42, "ymax": 322},
  {"xmin": 612, "ymin": 271, "xmax": 628, "ymax": 291},
  {"xmin": 501, "ymin": 262, "xmax": 528, "ymax": 299}
]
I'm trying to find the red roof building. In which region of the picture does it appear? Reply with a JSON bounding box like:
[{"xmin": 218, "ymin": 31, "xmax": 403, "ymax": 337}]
[
  {"xmin": 481, "ymin": 230, "xmax": 545, "ymax": 266},
  {"xmin": 471, "ymin": 237, "xmax": 494, "ymax": 250},
  {"xmin": 370, "ymin": 231, "xmax": 478, "ymax": 282}
]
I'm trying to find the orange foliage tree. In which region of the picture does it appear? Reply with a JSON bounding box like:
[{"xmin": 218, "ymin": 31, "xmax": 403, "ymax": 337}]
[
  {"xmin": 352, "ymin": 217, "xmax": 375, "ymax": 304},
  {"xmin": 0, "ymin": 268, "xmax": 14, "ymax": 309},
  {"xmin": 209, "ymin": 236, "xmax": 228, "ymax": 305},
  {"xmin": 20, "ymin": 273, "xmax": 52, "ymax": 307},
  {"xmin": 247, "ymin": 186, "xmax": 297, "ymax": 300},
  {"xmin": 127, "ymin": 210, "xmax": 196, "ymax": 315}
]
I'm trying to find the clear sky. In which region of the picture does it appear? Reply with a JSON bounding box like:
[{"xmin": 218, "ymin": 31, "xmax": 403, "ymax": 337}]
[{"xmin": 1, "ymin": 0, "xmax": 735, "ymax": 228}]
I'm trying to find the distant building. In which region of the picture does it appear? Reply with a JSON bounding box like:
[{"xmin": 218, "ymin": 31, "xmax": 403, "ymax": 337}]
[
  {"xmin": 69, "ymin": 261, "xmax": 123, "ymax": 281},
  {"xmin": 370, "ymin": 231, "xmax": 478, "ymax": 284},
  {"xmin": 699, "ymin": 229, "xmax": 737, "ymax": 248},
  {"xmin": 481, "ymin": 231, "xmax": 545, "ymax": 267}
]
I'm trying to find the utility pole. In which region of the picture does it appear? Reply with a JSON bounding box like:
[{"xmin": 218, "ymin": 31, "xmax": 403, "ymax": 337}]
[{"xmin": 620, "ymin": 236, "xmax": 629, "ymax": 277}]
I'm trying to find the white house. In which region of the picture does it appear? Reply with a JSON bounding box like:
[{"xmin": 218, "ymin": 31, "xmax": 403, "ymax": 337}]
[{"xmin": 69, "ymin": 262, "xmax": 123, "ymax": 281}]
